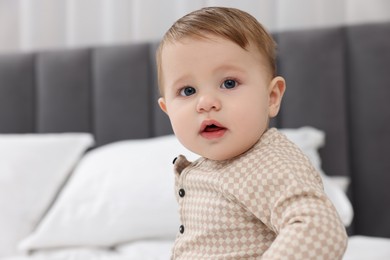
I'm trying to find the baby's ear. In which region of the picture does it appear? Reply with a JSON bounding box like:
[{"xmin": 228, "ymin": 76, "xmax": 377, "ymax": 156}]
[
  {"xmin": 268, "ymin": 76, "xmax": 286, "ymax": 118},
  {"xmin": 158, "ymin": 97, "xmax": 168, "ymax": 114}
]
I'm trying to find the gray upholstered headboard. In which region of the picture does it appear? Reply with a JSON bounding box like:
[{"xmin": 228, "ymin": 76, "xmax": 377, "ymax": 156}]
[
  {"xmin": 1, "ymin": 22, "xmax": 390, "ymax": 238},
  {"xmin": 0, "ymin": 43, "xmax": 172, "ymax": 144}
]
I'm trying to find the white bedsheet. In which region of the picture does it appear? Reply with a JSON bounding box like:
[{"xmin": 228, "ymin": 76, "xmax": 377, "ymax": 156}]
[
  {"xmin": 2, "ymin": 236, "xmax": 389, "ymax": 260},
  {"xmin": 0, "ymin": 241, "xmax": 173, "ymax": 260},
  {"xmin": 344, "ymin": 235, "xmax": 390, "ymax": 260}
]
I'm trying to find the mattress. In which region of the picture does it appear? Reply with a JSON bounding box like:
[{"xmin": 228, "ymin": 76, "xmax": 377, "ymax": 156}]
[{"xmin": 2, "ymin": 236, "xmax": 390, "ymax": 260}]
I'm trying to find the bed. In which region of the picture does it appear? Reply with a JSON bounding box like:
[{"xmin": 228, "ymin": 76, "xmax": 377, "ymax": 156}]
[{"xmin": 1, "ymin": 21, "xmax": 390, "ymax": 259}]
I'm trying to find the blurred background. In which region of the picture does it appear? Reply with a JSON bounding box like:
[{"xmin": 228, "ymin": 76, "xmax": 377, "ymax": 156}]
[{"xmin": 1, "ymin": 0, "xmax": 390, "ymax": 54}]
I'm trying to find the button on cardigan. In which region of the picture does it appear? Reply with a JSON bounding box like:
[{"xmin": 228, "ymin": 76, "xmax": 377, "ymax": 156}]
[{"xmin": 171, "ymin": 128, "xmax": 347, "ymax": 259}]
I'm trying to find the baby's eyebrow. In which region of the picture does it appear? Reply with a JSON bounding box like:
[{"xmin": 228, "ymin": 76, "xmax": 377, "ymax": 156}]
[
  {"xmin": 169, "ymin": 74, "xmax": 194, "ymax": 89},
  {"xmin": 212, "ymin": 64, "xmax": 246, "ymax": 74}
]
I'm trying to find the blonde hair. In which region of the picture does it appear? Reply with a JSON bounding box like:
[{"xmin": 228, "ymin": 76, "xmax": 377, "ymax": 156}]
[{"xmin": 156, "ymin": 7, "xmax": 276, "ymax": 95}]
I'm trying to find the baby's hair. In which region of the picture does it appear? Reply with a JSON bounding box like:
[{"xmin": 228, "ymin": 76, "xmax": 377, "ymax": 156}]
[{"xmin": 156, "ymin": 6, "xmax": 277, "ymax": 95}]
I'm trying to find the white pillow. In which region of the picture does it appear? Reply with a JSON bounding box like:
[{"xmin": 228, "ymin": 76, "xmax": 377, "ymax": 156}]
[
  {"xmin": 0, "ymin": 133, "xmax": 94, "ymax": 257},
  {"xmin": 280, "ymin": 126, "xmax": 354, "ymax": 227},
  {"xmin": 19, "ymin": 135, "xmax": 198, "ymax": 251}
]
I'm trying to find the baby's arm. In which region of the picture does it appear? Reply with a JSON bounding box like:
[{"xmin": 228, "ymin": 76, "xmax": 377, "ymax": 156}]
[
  {"xmin": 262, "ymin": 184, "xmax": 348, "ymax": 259},
  {"xmin": 227, "ymin": 159, "xmax": 348, "ymax": 259}
]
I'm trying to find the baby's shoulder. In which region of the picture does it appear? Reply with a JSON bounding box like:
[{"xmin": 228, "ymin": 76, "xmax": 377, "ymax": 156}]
[{"xmin": 221, "ymin": 133, "xmax": 319, "ymax": 185}]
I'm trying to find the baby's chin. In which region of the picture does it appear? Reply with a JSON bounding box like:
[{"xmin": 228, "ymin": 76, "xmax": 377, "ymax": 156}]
[
  {"xmin": 180, "ymin": 135, "xmax": 261, "ymax": 161},
  {"xmin": 198, "ymin": 147, "xmax": 250, "ymax": 161}
]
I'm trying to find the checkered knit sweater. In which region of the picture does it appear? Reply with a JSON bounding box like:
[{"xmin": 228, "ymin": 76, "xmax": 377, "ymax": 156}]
[{"xmin": 172, "ymin": 128, "xmax": 347, "ymax": 259}]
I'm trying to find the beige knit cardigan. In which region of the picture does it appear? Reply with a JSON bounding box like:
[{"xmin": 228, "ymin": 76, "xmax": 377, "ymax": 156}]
[{"xmin": 171, "ymin": 128, "xmax": 347, "ymax": 259}]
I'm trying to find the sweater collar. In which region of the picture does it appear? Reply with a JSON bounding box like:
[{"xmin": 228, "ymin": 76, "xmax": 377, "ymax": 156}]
[{"xmin": 173, "ymin": 128, "xmax": 279, "ymax": 174}]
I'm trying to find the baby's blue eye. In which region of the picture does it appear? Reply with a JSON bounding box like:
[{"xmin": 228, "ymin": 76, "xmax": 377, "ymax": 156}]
[
  {"xmin": 179, "ymin": 86, "xmax": 196, "ymax": 96},
  {"xmin": 221, "ymin": 79, "xmax": 237, "ymax": 89}
]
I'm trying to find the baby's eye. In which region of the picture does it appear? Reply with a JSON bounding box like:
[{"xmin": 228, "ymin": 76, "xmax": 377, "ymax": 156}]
[
  {"xmin": 179, "ymin": 86, "xmax": 196, "ymax": 96},
  {"xmin": 221, "ymin": 79, "xmax": 237, "ymax": 89}
]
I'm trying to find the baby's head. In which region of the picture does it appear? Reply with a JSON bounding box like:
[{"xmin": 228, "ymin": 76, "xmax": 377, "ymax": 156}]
[
  {"xmin": 157, "ymin": 7, "xmax": 277, "ymax": 95},
  {"xmin": 157, "ymin": 7, "xmax": 285, "ymax": 160}
]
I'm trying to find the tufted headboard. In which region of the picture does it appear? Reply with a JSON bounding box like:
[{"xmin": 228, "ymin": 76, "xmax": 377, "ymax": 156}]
[
  {"xmin": 1, "ymin": 22, "xmax": 390, "ymax": 238},
  {"xmin": 0, "ymin": 43, "xmax": 171, "ymax": 144}
]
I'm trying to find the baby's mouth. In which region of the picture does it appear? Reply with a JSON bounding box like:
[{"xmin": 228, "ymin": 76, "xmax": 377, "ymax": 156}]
[
  {"xmin": 204, "ymin": 124, "xmax": 224, "ymax": 132},
  {"xmin": 200, "ymin": 120, "xmax": 227, "ymax": 139}
]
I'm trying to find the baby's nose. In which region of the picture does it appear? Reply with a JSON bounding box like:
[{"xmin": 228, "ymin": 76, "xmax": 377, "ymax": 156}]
[{"xmin": 196, "ymin": 94, "xmax": 221, "ymax": 112}]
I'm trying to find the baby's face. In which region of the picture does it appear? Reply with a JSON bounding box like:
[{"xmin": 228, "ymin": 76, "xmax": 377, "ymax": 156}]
[{"xmin": 158, "ymin": 35, "xmax": 284, "ymax": 160}]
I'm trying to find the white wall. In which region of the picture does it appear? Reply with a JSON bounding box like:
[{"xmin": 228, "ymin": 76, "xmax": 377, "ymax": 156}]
[{"xmin": 1, "ymin": 0, "xmax": 390, "ymax": 53}]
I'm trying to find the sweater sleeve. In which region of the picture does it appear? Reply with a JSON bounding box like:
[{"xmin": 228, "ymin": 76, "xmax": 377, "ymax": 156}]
[
  {"xmin": 223, "ymin": 153, "xmax": 348, "ymax": 259},
  {"xmin": 262, "ymin": 183, "xmax": 348, "ymax": 259}
]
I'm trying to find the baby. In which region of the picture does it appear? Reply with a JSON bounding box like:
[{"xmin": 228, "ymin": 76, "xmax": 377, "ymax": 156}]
[{"xmin": 156, "ymin": 7, "xmax": 348, "ymax": 259}]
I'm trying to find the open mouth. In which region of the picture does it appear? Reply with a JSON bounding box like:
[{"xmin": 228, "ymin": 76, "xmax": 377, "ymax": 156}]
[
  {"xmin": 200, "ymin": 120, "xmax": 227, "ymax": 139},
  {"xmin": 204, "ymin": 124, "xmax": 224, "ymax": 132}
]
